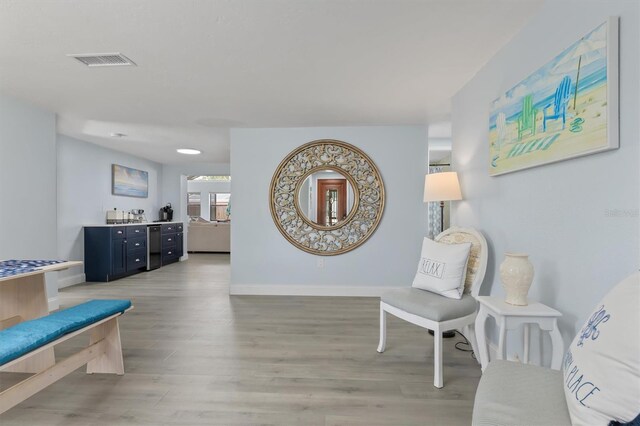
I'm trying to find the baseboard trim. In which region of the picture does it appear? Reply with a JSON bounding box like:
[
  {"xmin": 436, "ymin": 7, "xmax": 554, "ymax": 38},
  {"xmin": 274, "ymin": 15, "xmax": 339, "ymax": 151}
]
[
  {"xmin": 229, "ymin": 285, "xmax": 398, "ymax": 297},
  {"xmin": 58, "ymin": 273, "xmax": 86, "ymax": 289},
  {"xmin": 48, "ymin": 297, "xmax": 59, "ymax": 312}
]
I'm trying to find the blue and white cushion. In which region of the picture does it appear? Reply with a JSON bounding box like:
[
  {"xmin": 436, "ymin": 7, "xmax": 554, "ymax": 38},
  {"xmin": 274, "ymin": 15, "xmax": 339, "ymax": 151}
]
[{"xmin": 0, "ymin": 260, "xmax": 66, "ymax": 279}]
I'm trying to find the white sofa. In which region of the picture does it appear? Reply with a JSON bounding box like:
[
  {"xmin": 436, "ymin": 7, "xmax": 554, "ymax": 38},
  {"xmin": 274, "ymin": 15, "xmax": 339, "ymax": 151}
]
[{"xmin": 187, "ymin": 222, "xmax": 230, "ymax": 252}]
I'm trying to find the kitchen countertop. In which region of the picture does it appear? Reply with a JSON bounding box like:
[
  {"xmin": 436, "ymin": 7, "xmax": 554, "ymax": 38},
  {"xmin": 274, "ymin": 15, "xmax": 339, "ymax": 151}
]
[
  {"xmin": 189, "ymin": 221, "xmax": 230, "ymax": 225},
  {"xmin": 84, "ymin": 221, "xmax": 183, "ymax": 228}
]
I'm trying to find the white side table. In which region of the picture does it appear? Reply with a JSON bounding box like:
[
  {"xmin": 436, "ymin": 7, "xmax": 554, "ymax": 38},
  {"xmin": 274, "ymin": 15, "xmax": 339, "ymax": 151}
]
[{"xmin": 475, "ymin": 296, "xmax": 564, "ymax": 371}]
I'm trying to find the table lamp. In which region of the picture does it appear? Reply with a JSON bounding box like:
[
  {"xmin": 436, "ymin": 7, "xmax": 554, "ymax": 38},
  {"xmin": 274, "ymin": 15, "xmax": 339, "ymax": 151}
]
[{"xmin": 424, "ymin": 171, "xmax": 462, "ymax": 233}]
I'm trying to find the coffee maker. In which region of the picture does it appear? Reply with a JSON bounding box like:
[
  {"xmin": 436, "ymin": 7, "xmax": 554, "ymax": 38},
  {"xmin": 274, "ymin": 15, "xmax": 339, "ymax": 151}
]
[{"xmin": 159, "ymin": 203, "xmax": 173, "ymax": 222}]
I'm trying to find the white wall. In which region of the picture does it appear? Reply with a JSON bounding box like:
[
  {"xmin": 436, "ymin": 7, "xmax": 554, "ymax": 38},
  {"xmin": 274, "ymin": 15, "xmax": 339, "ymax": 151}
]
[
  {"xmin": 57, "ymin": 134, "xmax": 163, "ymax": 286},
  {"xmin": 230, "ymin": 126, "xmax": 428, "ymax": 295},
  {"xmin": 0, "ymin": 95, "xmax": 59, "ymax": 308},
  {"xmin": 186, "ymin": 180, "xmax": 232, "ymax": 221},
  {"xmin": 451, "ymin": 0, "xmax": 639, "ymax": 362}
]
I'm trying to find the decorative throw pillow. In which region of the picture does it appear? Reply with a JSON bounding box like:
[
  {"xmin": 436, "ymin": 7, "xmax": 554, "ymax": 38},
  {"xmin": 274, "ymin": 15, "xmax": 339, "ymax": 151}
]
[
  {"xmin": 562, "ymin": 272, "xmax": 640, "ymax": 425},
  {"xmin": 437, "ymin": 231, "xmax": 482, "ymax": 294},
  {"xmin": 411, "ymin": 237, "xmax": 471, "ymax": 299}
]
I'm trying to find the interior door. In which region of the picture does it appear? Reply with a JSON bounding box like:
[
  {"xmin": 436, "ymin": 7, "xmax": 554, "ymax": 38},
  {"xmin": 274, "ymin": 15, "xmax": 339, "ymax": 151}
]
[{"xmin": 317, "ymin": 179, "xmax": 347, "ymax": 226}]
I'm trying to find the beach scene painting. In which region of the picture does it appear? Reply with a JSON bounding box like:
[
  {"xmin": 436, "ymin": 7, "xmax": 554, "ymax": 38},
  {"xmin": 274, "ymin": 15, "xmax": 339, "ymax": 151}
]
[
  {"xmin": 489, "ymin": 18, "xmax": 618, "ymax": 176},
  {"xmin": 112, "ymin": 164, "xmax": 149, "ymax": 198}
]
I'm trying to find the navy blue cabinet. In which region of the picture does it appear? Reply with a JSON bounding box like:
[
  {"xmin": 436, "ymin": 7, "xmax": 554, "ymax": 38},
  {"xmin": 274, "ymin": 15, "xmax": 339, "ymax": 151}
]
[
  {"xmin": 176, "ymin": 232, "xmax": 184, "ymax": 258},
  {"xmin": 84, "ymin": 225, "xmax": 147, "ymax": 282},
  {"xmin": 85, "ymin": 223, "xmax": 182, "ymax": 282},
  {"xmin": 161, "ymin": 223, "xmax": 182, "ymax": 266},
  {"xmin": 111, "ymin": 238, "xmax": 127, "ymax": 276}
]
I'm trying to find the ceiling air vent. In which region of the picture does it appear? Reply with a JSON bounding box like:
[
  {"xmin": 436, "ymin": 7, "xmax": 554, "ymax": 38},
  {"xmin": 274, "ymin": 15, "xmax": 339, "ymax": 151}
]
[{"xmin": 67, "ymin": 53, "xmax": 136, "ymax": 67}]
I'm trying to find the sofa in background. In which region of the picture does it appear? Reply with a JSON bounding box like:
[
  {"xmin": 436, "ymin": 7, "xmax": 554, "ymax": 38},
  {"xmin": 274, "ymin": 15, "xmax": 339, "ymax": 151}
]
[{"xmin": 187, "ymin": 221, "xmax": 230, "ymax": 253}]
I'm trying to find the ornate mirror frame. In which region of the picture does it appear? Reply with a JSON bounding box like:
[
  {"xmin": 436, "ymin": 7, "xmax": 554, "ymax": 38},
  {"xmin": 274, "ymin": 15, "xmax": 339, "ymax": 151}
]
[{"xmin": 269, "ymin": 139, "xmax": 385, "ymax": 256}]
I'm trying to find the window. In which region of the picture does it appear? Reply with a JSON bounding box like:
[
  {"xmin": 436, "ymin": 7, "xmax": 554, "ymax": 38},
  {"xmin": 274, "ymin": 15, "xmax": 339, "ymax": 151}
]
[
  {"xmin": 187, "ymin": 192, "xmax": 201, "ymax": 217},
  {"xmin": 210, "ymin": 193, "xmax": 230, "ymax": 221}
]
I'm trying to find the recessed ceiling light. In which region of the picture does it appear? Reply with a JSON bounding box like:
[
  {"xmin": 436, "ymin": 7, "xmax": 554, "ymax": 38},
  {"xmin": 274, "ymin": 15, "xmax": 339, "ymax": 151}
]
[
  {"xmin": 177, "ymin": 148, "xmax": 201, "ymax": 155},
  {"xmin": 110, "ymin": 132, "xmax": 126, "ymax": 138}
]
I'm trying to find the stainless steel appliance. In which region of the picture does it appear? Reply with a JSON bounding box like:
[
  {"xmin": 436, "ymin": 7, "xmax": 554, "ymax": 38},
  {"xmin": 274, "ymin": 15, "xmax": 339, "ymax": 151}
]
[
  {"xmin": 147, "ymin": 225, "xmax": 162, "ymax": 270},
  {"xmin": 159, "ymin": 203, "xmax": 173, "ymax": 222},
  {"xmin": 130, "ymin": 209, "xmax": 146, "ymax": 223}
]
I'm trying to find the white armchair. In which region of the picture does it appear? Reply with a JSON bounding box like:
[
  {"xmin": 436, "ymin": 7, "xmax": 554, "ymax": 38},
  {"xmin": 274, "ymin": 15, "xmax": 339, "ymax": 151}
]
[{"xmin": 376, "ymin": 227, "xmax": 488, "ymax": 388}]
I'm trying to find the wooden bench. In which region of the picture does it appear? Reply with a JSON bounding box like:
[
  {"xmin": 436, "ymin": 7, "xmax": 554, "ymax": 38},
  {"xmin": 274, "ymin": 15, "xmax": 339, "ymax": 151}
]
[{"xmin": 0, "ymin": 299, "xmax": 132, "ymax": 414}]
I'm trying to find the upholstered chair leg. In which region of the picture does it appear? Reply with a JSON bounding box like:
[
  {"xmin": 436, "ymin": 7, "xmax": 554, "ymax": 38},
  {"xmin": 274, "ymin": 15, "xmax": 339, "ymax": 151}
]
[
  {"xmin": 377, "ymin": 305, "xmax": 387, "ymax": 353},
  {"xmin": 434, "ymin": 328, "xmax": 443, "ymax": 388}
]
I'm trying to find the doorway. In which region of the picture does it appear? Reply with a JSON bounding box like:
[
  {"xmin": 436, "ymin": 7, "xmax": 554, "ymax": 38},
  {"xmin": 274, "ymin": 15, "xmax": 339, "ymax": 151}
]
[{"xmin": 317, "ymin": 179, "xmax": 347, "ymax": 226}]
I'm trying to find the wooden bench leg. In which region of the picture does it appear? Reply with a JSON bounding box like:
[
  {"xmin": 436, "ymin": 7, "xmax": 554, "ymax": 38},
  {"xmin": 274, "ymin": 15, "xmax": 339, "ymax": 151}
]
[
  {"xmin": 0, "ymin": 340, "xmax": 107, "ymax": 414},
  {"xmin": 1, "ymin": 274, "xmax": 56, "ymax": 373},
  {"xmin": 86, "ymin": 317, "xmax": 124, "ymax": 375}
]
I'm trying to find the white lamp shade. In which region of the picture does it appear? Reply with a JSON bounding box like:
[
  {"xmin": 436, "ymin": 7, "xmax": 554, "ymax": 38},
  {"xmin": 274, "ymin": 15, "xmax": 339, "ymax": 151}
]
[{"xmin": 424, "ymin": 172, "xmax": 462, "ymax": 202}]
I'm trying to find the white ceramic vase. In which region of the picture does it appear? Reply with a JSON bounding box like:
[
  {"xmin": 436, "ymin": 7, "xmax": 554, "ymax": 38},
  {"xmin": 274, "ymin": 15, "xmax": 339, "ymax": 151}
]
[{"xmin": 499, "ymin": 253, "xmax": 534, "ymax": 306}]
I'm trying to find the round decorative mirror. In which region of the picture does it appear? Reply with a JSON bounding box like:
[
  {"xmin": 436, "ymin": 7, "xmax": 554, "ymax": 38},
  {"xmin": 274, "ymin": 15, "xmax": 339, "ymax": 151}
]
[{"xmin": 269, "ymin": 139, "xmax": 385, "ymax": 256}]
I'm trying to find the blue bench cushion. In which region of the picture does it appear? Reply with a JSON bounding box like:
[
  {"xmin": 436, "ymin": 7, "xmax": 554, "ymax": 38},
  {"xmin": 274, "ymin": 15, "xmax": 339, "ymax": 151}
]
[{"xmin": 0, "ymin": 299, "xmax": 131, "ymax": 366}]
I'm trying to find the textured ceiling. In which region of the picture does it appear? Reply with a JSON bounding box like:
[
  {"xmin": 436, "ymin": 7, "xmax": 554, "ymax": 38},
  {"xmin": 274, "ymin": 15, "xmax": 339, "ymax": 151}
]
[{"xmin": 0, "ymin": 0, "xmax": 542, "ymax": 164}]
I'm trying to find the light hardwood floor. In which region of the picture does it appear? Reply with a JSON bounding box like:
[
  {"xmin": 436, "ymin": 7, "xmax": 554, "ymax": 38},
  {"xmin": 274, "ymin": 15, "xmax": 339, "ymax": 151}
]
[{"xmin": 0, "ymin": 254, "xmax": 480, "ymax": 425}]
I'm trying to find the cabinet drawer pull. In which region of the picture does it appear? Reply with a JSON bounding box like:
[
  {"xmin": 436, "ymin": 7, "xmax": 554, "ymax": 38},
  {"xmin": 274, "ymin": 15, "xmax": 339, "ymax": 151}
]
[
  {"xmin": 135, "ymin": 258, "xmax": 140, "ymax": 262},
  {"xmin": 168, "ymin": 251, "xmax": 172, "ymax": 255},
  {"xmin": 135, "ymin": 229, "xmax": 140, "ymax": 233},
  {"xmin": 117, "ymin": 230, "xmax": 123, "ymax": 234},
  {"xmin": 135, "ymin": 242, "xmax": 141, "ymax": 247},
  {"xmin": 168, "ymin": 238, "xmax": 172, "ymax": 241}
]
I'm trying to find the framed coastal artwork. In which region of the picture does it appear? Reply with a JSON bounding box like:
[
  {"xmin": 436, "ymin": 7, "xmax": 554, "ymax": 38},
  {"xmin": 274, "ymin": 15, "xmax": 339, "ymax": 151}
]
[
  {"xmin": 489, "ymin": 17, "xmax": 619, "ymax": 176},
  {"xmin": 112, "ymin": 164, "xmax": 149, "ymax": 198}
]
